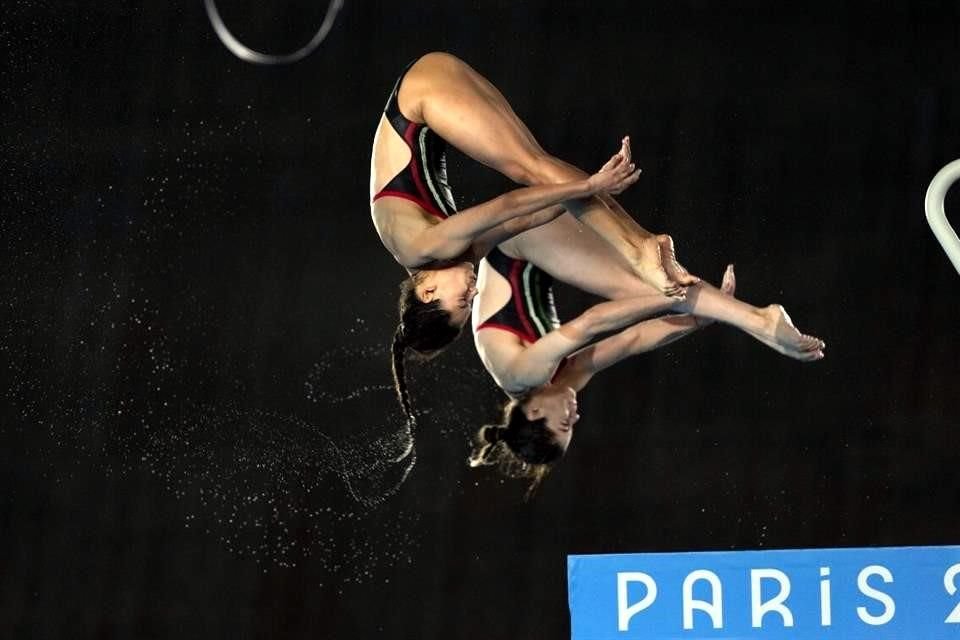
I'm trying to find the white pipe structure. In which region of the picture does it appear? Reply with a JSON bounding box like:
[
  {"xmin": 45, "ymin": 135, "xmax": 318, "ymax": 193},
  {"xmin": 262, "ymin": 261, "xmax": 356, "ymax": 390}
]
[
  {"xmin": 204, "ymin": 0, "xmax": 344, "ymax": 65},
  {"xmin": 925, "ymin": 159, "xmax": 960, "ymax": 276}
]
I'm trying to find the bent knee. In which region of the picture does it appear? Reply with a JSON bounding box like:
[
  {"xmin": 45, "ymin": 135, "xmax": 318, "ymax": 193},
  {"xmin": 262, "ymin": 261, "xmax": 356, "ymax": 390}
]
[{"xmin": 416, "ymin": 51, "xmax": 467, "ymax": 72}]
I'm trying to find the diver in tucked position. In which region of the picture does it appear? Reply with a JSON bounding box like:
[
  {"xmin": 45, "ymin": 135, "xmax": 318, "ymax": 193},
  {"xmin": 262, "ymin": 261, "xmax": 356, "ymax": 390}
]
[
  {"xmin": 467, "ymin": 254, "xmax": 823, "ymax": 490},
  {"xmin": 371, "ymin": 54, "xmax": 702, "ymax": 422}
]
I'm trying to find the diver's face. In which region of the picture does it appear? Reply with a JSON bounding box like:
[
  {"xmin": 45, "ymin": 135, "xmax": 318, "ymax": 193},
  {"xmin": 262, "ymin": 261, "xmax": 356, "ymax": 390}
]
[
  {"xmin": 522, "ymin": 384, "xmax": 580, "ymax": 452},
  {"xmin": 415, "ymin": 263, "xmax": 478, "ymax": 328}
]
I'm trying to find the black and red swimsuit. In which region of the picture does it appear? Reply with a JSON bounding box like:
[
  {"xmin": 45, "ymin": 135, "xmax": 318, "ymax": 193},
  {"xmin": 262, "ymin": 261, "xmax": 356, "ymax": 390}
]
[
  {"xmin": 372, "ymin": 62, "xmax": 457, "ymax": 219},
  {"xmin": 475, "ymin": 247, "xmax": 560, "ymax": 344}
]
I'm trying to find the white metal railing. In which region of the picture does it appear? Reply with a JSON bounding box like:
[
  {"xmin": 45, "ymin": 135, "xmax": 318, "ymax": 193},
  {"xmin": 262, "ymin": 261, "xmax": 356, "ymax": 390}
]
[
  {"xmin": 925, "ymin": 159, "xmax": 960, "ymax": 275},
  {"xmin": 204, "ymin": 0, "xmax": 344, "ymax": 65}
]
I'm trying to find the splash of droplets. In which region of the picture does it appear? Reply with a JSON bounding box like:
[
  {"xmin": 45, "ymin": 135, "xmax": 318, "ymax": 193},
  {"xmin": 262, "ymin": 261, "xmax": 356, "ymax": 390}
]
[
  {"xmin": 305, "ymin": 344, "xmax": 393, "ymax": 405},
  {"xmin": 134, "ymin": 402, "xmax": 420, "ymax": 574},
  {"xmin": 302, "ymin": 340, "xmax": 505, "ymax": 497}
]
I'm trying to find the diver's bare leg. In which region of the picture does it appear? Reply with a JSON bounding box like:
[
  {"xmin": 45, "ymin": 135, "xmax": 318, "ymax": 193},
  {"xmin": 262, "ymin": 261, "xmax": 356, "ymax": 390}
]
[
  {"xmin": 677, "ymin": 282, "xmax": 825, "ymax": 360},
  {"xmin": 506, "ymin": 216, "xmax": 824, "ymax": 360},
  {"xmin": 399, "ymin": 52, "xmax": 691, "ymax": 294},
  {"xmin": 501, "ymin": 212, "xmax": 660, "ymax": 300}
]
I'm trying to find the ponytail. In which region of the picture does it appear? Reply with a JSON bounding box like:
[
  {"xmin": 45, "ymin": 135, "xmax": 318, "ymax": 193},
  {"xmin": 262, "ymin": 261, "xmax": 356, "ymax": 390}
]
[
  {"xmin": 467, "ymin": 424, "xmax": 506, "ymax": 467},
  {"xmin": 391, "ymin": 323, "xmax": 416, "ymax": 426},
  {"xmin": 467, "ymin": 399, "xmax": 565, "ymax": 498},
  {"xmin": 389, "ymin": 274, "xmax": 465, "ymax": 427}
]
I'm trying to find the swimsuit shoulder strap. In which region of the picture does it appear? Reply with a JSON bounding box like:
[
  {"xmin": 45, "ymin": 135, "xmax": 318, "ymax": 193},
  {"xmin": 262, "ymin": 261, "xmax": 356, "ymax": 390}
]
[{"xmin": 383, "ymin": 59, "xmax": 420, "ymax": 136}]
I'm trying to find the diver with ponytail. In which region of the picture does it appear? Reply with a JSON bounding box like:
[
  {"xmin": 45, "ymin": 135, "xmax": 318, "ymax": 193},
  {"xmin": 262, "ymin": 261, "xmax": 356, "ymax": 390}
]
[
  {"xmin": 470, "ymin": 260, "xmax": 824, "ymax": 494},
  {"xmin": 369, "ymin": 55, "xmax": 706, "ymax": 431}
]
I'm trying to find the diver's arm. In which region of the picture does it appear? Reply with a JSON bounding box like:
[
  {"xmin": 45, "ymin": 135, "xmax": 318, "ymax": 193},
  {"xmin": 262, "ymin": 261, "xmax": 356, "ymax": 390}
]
[
  {"xmin": 558, "ymin": 315, "xmax": 701, "ymax": 391},
  {"xmin": 406, "ymin": 148, "xmax": 639, "ymax": 266},
  {"xmin": 501, "ymin": 294, "xmax": 676, "ymax": 392},
  {"xmin": 468, "ymin": 204, "xmax": 567, "ymax": 260}
]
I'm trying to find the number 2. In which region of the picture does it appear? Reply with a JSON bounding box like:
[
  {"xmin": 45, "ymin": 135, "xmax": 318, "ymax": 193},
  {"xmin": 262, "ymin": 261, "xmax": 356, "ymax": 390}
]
[{"xmin": 946, "ymin": 564, "xmax": 960, "ymax": 624}]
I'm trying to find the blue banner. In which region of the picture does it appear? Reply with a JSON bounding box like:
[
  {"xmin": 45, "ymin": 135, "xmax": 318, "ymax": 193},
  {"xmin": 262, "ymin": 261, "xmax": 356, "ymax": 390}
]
[{"xmin": 568, "ymin": 545, "xmax": 960, "ymax": 639}]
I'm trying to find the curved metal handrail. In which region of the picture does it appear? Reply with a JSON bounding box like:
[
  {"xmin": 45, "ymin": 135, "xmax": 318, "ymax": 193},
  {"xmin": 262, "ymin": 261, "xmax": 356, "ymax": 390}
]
[
  {"xmin": 204, "ymin": 0, "xmax": 344, "ymax": 65},
  {"xmin": 925, "ymin": 159, "xmax": 960, "ymax": 275}
]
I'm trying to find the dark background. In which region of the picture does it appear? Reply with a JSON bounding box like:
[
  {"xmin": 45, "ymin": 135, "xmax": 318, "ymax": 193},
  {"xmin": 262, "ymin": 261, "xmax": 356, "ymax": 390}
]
[{"xmin": 2, "ymin": 1, "xmax": 959, "ymax": 637}]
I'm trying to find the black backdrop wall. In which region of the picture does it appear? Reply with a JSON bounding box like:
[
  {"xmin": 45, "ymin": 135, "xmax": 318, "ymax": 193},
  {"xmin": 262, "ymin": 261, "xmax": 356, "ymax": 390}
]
[{"xmin": 2, "ymin": 1, "xmax": 958, "ymax": 638}]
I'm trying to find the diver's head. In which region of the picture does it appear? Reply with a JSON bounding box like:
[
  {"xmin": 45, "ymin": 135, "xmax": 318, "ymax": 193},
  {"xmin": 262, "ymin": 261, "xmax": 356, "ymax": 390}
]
[
  {"xmin": 517, "ymin": 383, "xmax": 580, "ymax": 452},
  {"xmin": 411, "ymin": 262, "xmax": 477, "ymax": 329},
  {"xmin": 468, "ymin": 385, "xmax": 580, "ymax": 496},
  {"xmin": 390, "ymin": 267, "xmax": 474, "ymax": 424}
]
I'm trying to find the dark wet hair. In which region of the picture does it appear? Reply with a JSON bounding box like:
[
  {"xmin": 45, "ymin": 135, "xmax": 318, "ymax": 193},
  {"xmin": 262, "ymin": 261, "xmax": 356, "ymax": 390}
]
[
  {"xmin": 468, "ymin": 398, "xmax": 566, "ymax": 497},
  {"xmin": 390, "ymin": 273, "xmax": 464, "ymax": 425}
]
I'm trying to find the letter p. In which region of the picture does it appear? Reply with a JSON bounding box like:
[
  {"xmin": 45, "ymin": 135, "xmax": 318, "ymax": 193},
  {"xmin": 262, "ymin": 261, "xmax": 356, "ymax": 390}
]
[{"xmin": 617, "ymin": 572, "xmax": 658, "ymax": 631}]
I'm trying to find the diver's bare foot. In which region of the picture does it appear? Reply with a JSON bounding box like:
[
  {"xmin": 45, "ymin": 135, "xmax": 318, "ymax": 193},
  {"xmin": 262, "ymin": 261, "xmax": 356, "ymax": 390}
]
[
  {"xmin": 633, "ymin": 235, "xmax": 684, "ymax": 297},
  {"xmin": 658, "ymin": 235, "xmax": 701, "ymax": 290},
  {"xmin": 750, "ymin": 304, "xmax": 825, "ymax": 361}
]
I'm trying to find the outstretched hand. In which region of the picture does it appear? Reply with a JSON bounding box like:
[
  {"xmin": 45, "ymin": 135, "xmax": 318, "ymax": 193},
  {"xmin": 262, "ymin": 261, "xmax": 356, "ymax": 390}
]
[{"xmin": 587, "ymin": 136, "xmax": 641, "ymax": 195}]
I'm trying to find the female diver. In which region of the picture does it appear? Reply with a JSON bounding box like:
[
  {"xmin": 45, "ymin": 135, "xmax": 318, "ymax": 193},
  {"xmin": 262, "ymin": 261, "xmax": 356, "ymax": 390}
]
[
  {"xmin": 372, "ymin": 53, "xmax": 701, "ymax": 422},
  {"xmin": 371, "ymin": 52, "xmax": 820, "ymax": 430},
  {"xmin": 467, "ymin": 245, "xmax": 824, "ymax": 489}
]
